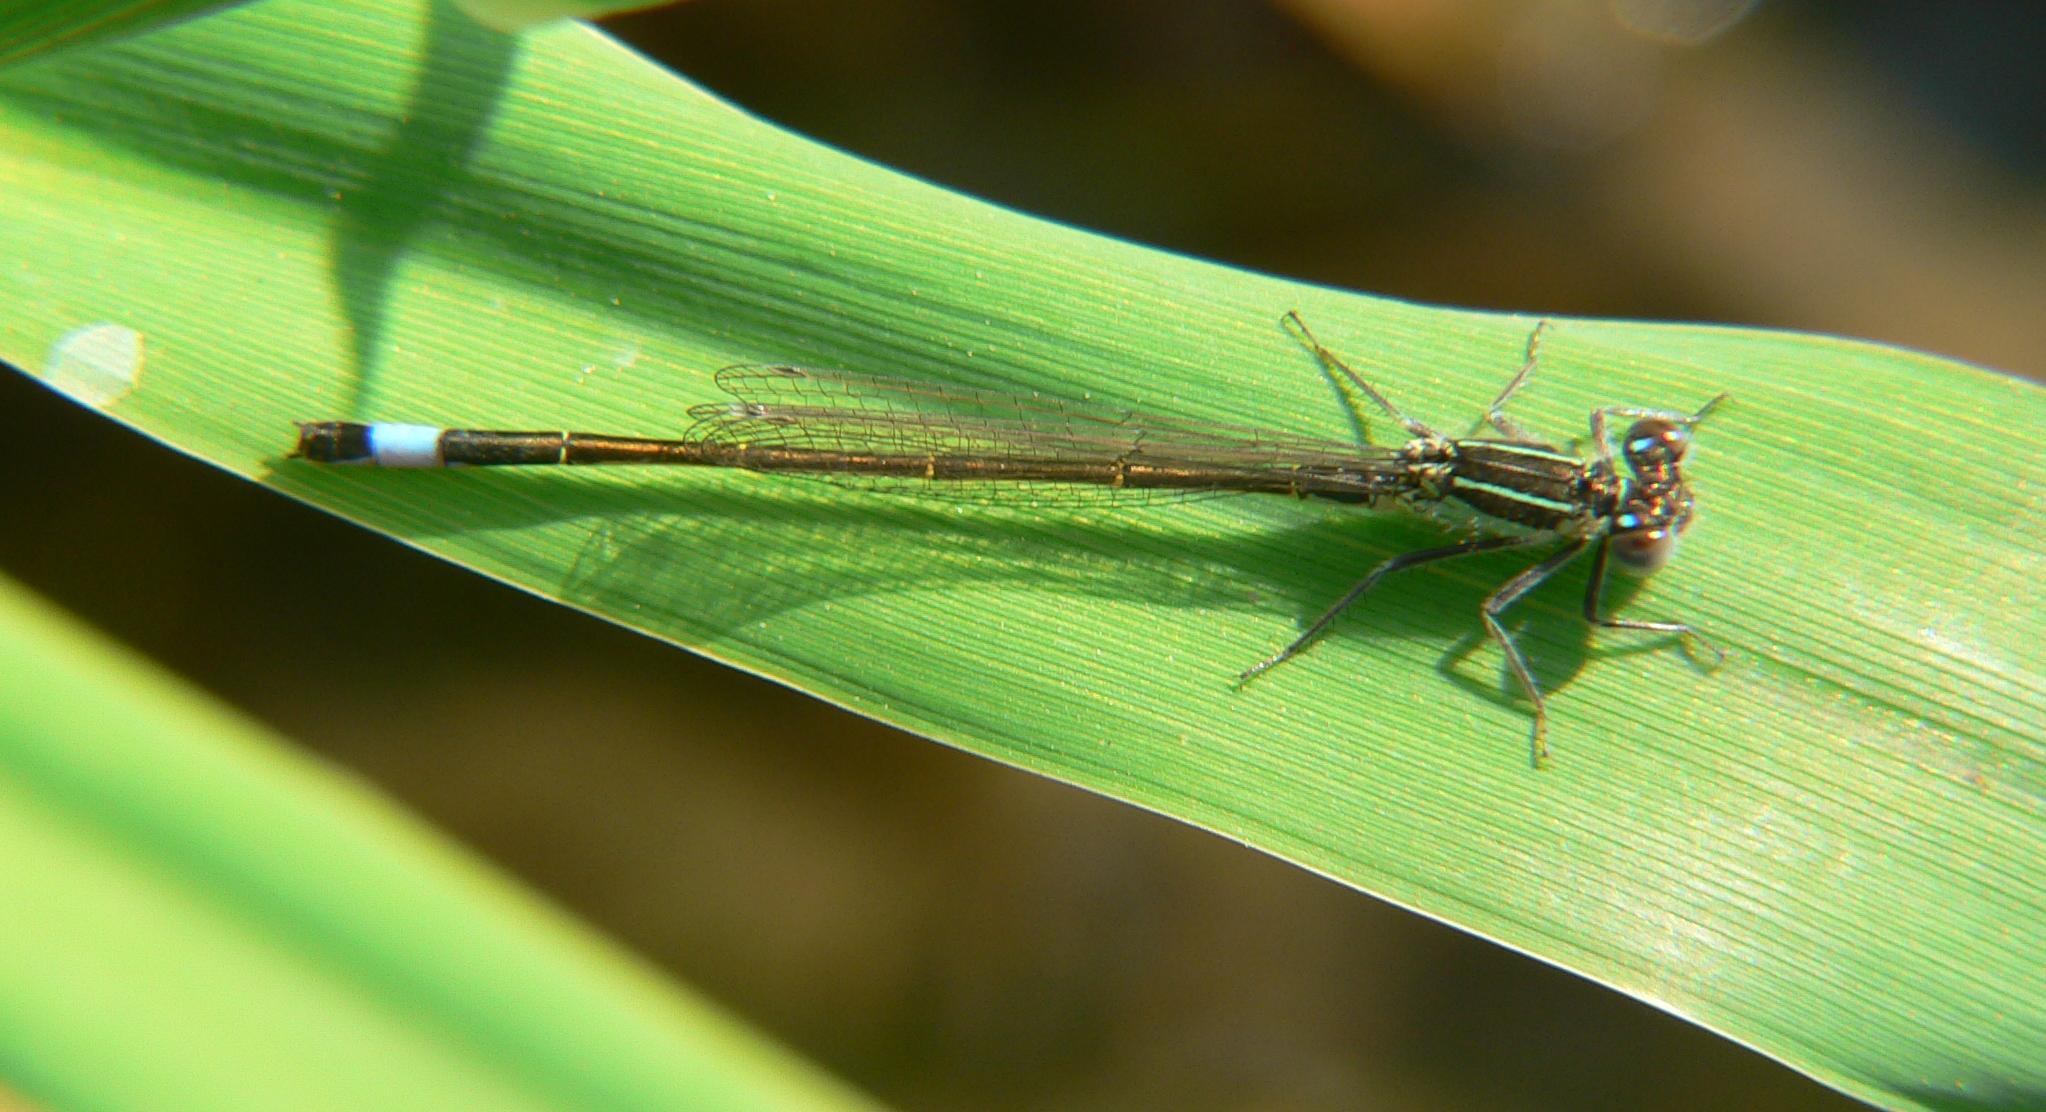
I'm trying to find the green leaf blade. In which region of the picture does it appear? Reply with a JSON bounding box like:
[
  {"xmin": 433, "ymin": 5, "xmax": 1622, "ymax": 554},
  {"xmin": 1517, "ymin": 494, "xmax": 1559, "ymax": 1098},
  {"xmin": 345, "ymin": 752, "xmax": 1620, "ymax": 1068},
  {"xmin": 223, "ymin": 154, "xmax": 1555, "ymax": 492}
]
[{"xmin": 2, "ymin": 1, "xmax": 2041, "ymax": 1107}]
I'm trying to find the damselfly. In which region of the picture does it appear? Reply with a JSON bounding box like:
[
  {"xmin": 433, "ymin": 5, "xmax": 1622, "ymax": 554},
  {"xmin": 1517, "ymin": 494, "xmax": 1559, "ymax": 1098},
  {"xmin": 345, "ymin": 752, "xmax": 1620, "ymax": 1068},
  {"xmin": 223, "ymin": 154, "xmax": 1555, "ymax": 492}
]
[{"xmin": 293, "ymin": 313, "xmax": 1727, "ymax": 766}]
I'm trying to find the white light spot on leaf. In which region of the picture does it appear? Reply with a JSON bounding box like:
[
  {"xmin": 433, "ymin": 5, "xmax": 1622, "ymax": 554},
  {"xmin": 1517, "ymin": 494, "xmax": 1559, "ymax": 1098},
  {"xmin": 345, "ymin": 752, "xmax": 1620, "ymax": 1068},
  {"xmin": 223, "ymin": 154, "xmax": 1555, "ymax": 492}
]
[{"xmin": 45, "ymin": 323, "xmax": 144, "ymax": 407}]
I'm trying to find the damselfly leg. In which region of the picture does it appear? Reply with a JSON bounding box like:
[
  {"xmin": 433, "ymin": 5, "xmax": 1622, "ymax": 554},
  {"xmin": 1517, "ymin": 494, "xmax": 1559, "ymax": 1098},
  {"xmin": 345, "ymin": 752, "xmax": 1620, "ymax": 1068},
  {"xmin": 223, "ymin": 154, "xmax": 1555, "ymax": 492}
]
[
  {"xmin": 1480, "ymin": 319, "xmax": 1554, "ymax": 445},
  {"xmin": 1281, "ymin": 311, "xmax": 1443, "ymax": 442},
  {"xmin": 1581, "ymin": 537, "xmax": 1716, "ymax": 657},
  {"xmin": 1237, "ymin": 533, "xmax": 1540, "ymax": 685}
]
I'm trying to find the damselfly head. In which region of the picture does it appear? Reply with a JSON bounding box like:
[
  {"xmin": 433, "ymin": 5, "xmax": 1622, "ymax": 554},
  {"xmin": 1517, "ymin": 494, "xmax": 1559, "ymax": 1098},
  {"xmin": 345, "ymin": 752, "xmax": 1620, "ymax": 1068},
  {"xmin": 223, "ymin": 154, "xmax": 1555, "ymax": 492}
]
[
  {"xmin": 1610, "ymin": 475, "xmax": 1696, "ymax": 573},
  {"xmin": 1612, "ymin": 522, "xmax": 1679, "ymax": 572},
  {"xmin": 1608, "ymin": 416, "xmax": 1704, "ymax": 573},
  {"xmin": 1621, "ymin": 417, "xmax": 1691, "ymax": 475}
]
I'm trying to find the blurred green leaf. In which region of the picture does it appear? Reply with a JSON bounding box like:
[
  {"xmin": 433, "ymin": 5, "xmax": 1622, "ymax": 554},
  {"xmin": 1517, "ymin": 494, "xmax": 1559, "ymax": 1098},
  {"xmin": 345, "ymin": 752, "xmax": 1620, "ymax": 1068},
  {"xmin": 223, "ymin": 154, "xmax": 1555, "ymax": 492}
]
[
  {"xmin": 0, "ymin": 573, "xmax": 877, "ymax": 1110},
  {"xmin": 0, "ymin": 0, "xmax": 2039, "ymax": 1108}
]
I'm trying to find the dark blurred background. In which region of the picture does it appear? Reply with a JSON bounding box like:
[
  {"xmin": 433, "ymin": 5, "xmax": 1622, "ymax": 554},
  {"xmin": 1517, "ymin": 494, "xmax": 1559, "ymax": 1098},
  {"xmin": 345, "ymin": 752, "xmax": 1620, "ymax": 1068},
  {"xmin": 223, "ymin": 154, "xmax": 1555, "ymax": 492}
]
[{"xmin": 6, "ymin": 1, "xmax": 2043, "ymax": 1108}]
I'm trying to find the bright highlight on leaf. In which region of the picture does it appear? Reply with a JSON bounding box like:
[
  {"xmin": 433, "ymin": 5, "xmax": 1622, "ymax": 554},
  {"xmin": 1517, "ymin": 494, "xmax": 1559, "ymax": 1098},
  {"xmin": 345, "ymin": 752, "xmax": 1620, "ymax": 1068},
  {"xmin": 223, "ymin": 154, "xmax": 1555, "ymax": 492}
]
[{"xmin": 0, "ymin": 0, "xmax": 2040, "ymax": 1109}]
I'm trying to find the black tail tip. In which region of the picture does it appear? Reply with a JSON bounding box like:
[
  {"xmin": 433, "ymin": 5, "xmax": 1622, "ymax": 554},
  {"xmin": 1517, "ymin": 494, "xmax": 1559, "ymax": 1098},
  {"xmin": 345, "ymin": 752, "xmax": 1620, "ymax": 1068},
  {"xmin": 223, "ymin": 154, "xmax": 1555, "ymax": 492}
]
[{"xmin": 291, "ymin": 421, "xmax": 373, "ymax": 464}]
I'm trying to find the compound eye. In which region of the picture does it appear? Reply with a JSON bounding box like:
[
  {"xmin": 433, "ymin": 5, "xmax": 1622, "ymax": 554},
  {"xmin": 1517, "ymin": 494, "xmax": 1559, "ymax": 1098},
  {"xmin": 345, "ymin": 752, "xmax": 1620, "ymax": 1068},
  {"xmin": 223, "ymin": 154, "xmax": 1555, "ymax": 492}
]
[
  {"xmin": 1613, "ymin": 527, "xmax": 1678, "ymax": 573},
  {"xmin": 1624, "ymin": 419, "xmax": 1690, "ymax": 468}
]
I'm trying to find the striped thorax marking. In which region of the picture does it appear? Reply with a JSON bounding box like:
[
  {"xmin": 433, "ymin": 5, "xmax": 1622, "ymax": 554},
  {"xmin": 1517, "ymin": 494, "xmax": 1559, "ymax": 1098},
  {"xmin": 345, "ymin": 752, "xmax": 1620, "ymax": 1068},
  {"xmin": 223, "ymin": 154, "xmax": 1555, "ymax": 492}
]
[{"xmin": 1444, "ymin": 441, "xmax": 1598, "ymax": 532}]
